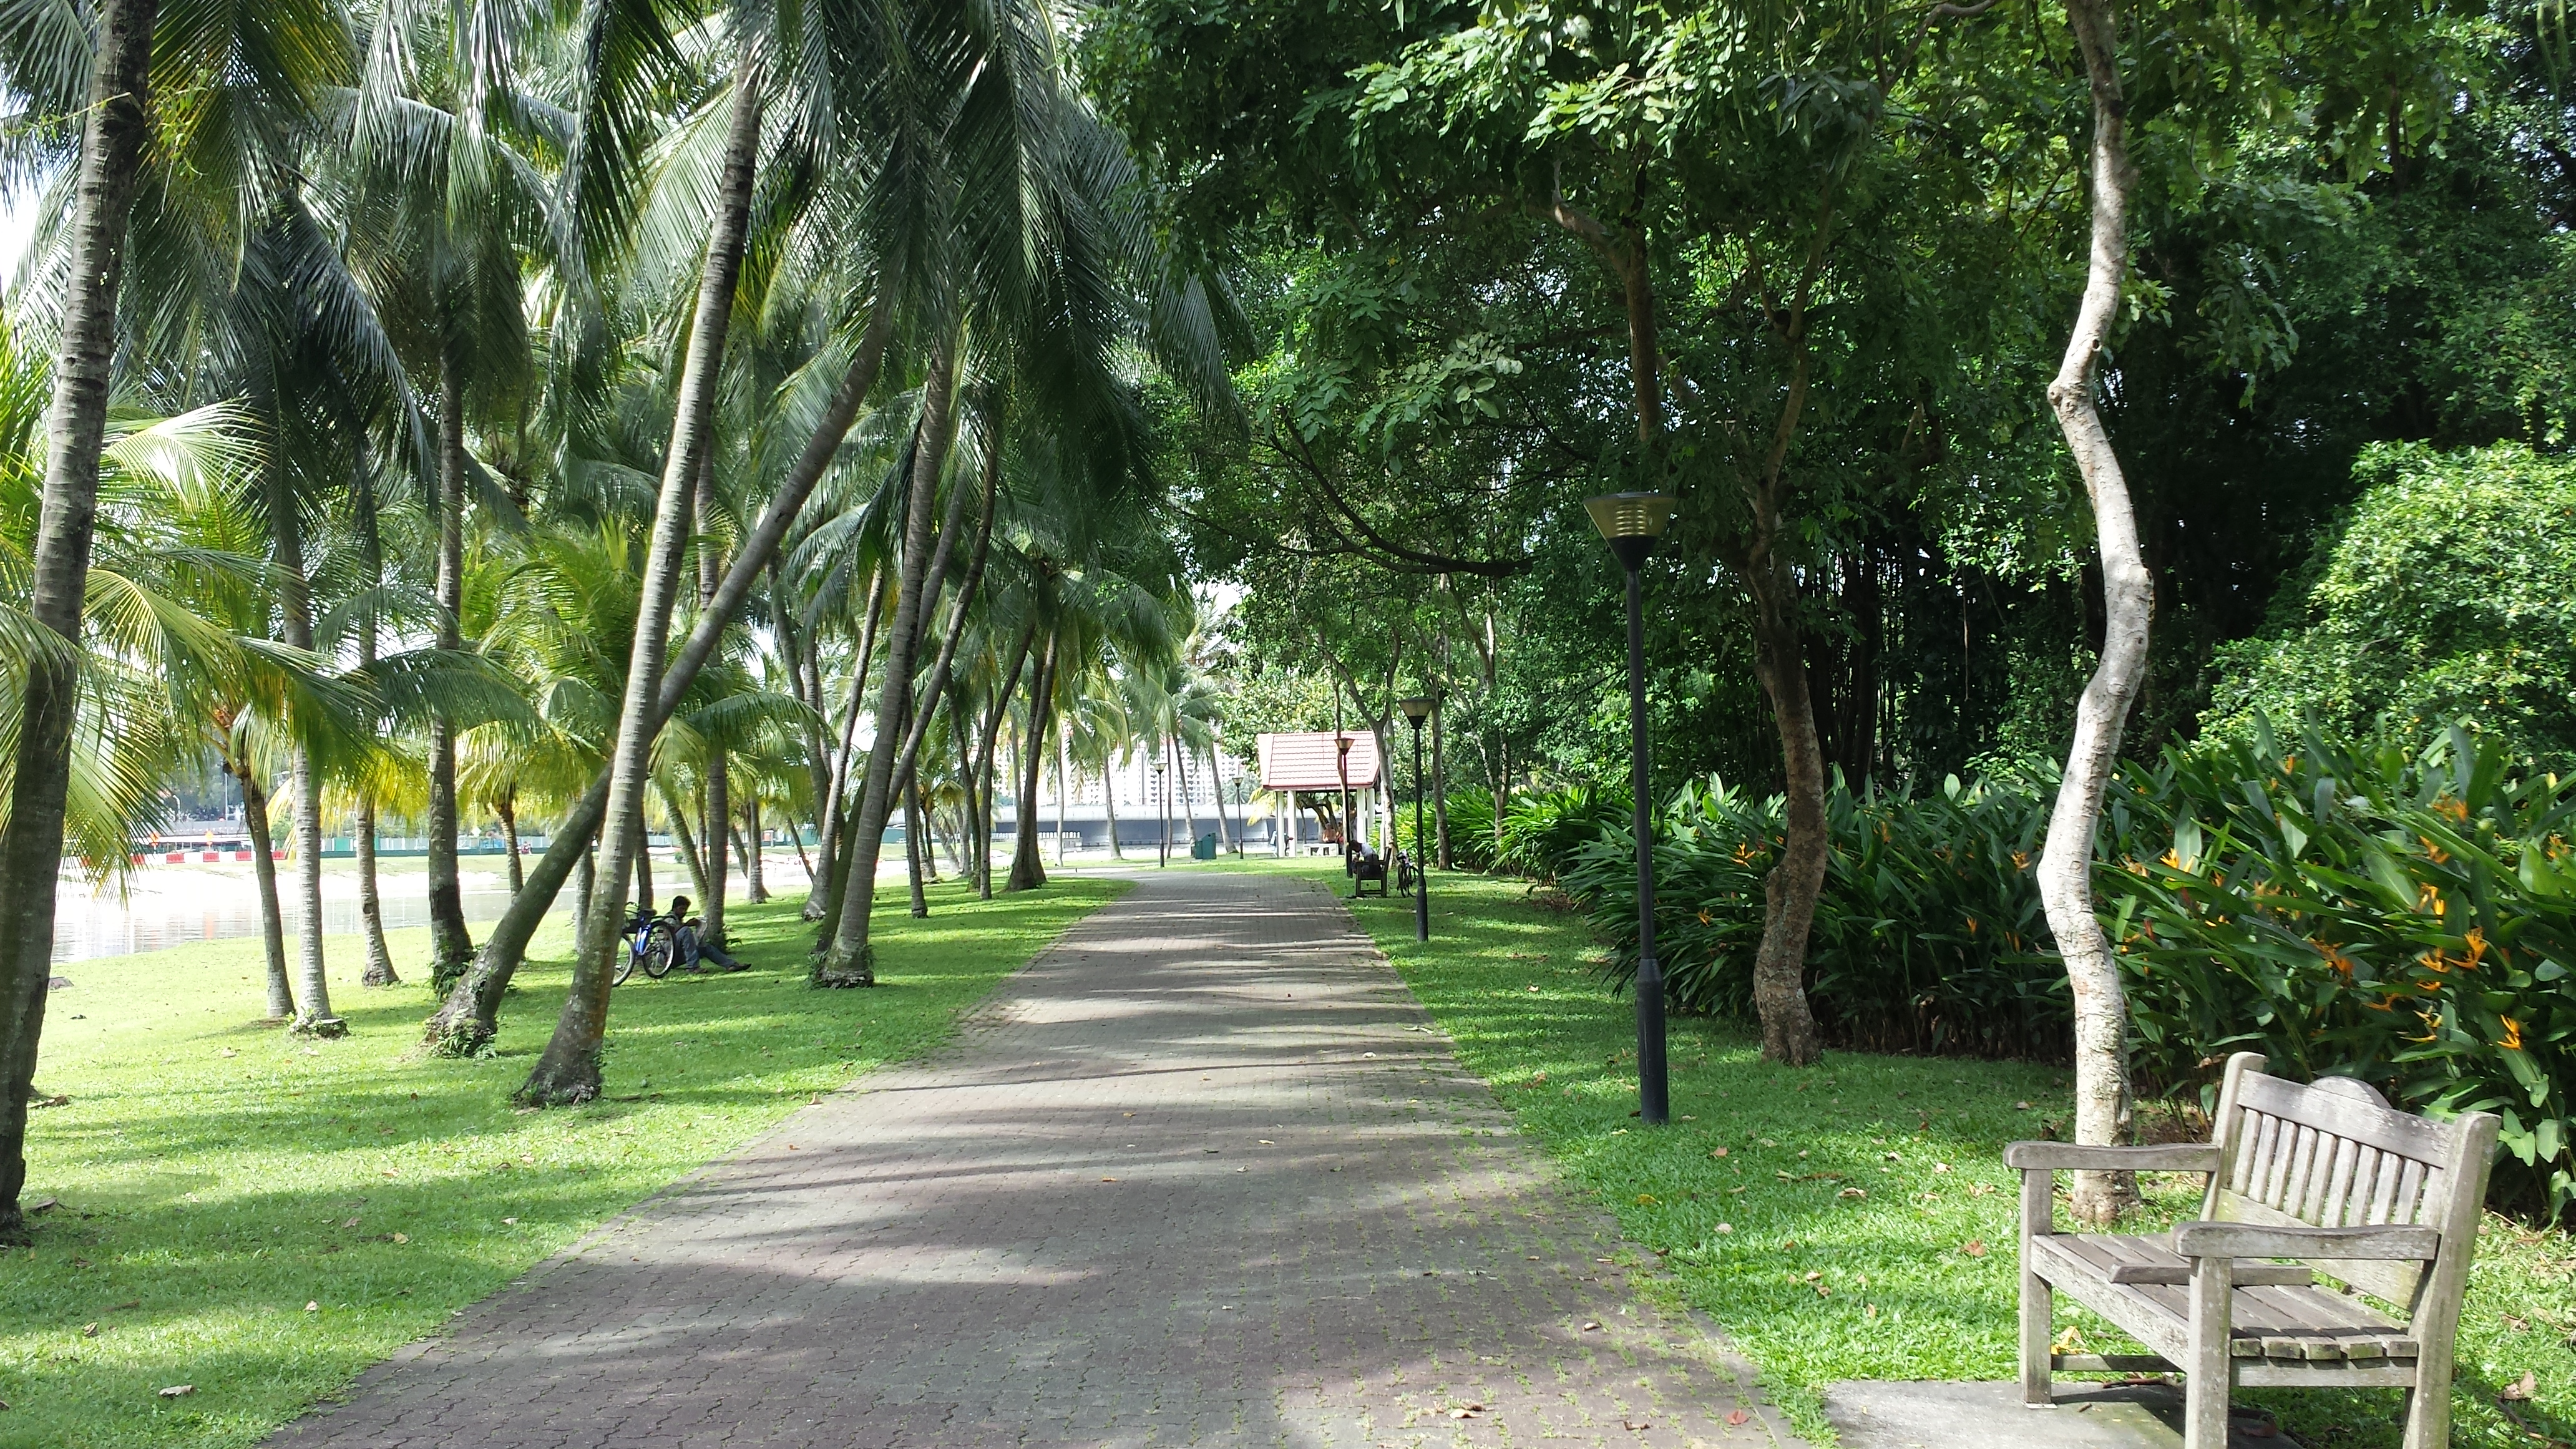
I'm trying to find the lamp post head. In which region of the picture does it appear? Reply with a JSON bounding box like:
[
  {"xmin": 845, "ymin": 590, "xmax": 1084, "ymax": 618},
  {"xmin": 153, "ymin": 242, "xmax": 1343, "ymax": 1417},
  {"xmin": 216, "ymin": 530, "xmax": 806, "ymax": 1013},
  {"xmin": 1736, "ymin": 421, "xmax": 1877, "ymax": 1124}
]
[
  {"xmin": 1335, "ymin": 735, "xmax": 1352, "ymax": 758},
  {"xmin": 1584, "ymin": 492, "xmax": 1675, "ymax": 572},
  {"xmin": 1397, "ymin": 696, "xmax": 1433, "ymax": 725}
]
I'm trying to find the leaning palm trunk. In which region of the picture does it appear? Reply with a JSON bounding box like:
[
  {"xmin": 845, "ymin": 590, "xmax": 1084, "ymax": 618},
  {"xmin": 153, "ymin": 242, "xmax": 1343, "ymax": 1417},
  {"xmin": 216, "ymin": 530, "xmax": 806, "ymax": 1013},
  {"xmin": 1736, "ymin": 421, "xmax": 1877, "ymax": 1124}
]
[
  {"xmin": 354, "ymin": 803, "xmax": 398, "ymax": 985},
  {"xmin": 1006, "ymin": 635, "xmax": 1058, "ymax": 890},
  {"xmin": 426, "ymin": 356, "xmax": 474, "ymax": 992},
  {"xmin": 2038, "ymin": 0, "xmax": 2149, "ymax": 1226},
  {"xmin": 0, "ymin": 0, "xmax": 160, "ymax": 1244},
  {"xmin": 520, "ymin": 50, "xmax": 766, "ymax": 1104},
  {"xmin": 428, "ymin": 282, "xmax": 895, "ymax": 1058},
  {"xmin": 805, "ymin": 566, "xmax": 886, "ymax": 920},
  {"xmin": 240, "ymin": 768, "xmax": 296, "ymax": 1019},
  {"xmin": 976, "ymin": 620, "xmax": 1038, "ymax": 897},
  {"xmin": 816, "ymin": 341, "xmax": 964, "ymax": 987}
]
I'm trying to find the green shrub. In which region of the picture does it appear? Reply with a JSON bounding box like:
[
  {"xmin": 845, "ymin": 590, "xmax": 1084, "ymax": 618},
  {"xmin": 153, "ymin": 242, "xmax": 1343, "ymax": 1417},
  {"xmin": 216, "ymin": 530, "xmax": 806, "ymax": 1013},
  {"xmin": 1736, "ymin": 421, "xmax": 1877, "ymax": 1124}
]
[
  {"xmin": 1495, "ymin": 781, "xmax": 1629, "ymax": 882},
  {"xmin": 1549, "ymin": 720, "xmax": 2576, "ymax": 1218},
  {"xmin": 1563, "ymin": 773, "xmax": 2066, "ymax": 1057},
  {"xmin": 1392, "ymin": 786, "xmax": 1500, "ymax": 871}
]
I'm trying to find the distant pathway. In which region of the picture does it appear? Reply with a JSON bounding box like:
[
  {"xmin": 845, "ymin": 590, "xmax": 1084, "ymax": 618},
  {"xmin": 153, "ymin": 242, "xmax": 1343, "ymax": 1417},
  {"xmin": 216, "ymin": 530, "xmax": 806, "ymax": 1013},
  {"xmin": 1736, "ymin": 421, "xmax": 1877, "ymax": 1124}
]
[{"xmin": 271, "ymin": 869, "xmax": 1790, "ymax": 1448}]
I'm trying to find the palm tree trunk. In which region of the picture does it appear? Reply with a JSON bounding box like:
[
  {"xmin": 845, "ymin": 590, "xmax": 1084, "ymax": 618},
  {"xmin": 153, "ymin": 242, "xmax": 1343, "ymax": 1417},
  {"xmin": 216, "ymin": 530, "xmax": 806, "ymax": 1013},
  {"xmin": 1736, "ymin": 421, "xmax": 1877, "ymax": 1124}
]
[
  {"xmin": 806, "ymin": 565, "xmax": 885, "ymax": 920},
  {"xmin": 977, "ymin": 621, "xmax": 1037, "ymax": 897},
  {"xmin": 499, "ymin": 794, "xmax": 524, "ymax": 895},
  {"xmin": 904, "ymin": 780, "xmax": 929, "ymax": 912},
  {"xmin": 240, "ymin": 768, "xmax": 296, "ymax": 1021},
  {"xmin": 1007, "ymin": 635, "xmax": 1058, "ymax": 891},
  {"xmin": 1053, "ymin": 726, "xmax": 1068, "ymax": 866},
  {"xmin": 1207, "ymin": 746, "xmax": 1236, "ymax": 855},
  {"xmin": 355, "ymin": 804, "xmax": 398, "ymax": 986},
  {"xmin": 431, "ymin": 285, "xmax": 897, "ymax": 1053},
  {"xmin": 635, "ymin": 830, "xmax": 655, "ymax": 915},
  {"xmin": 353, "ymin": 450, "xmax": 398, "ymax": 988},
  {"xmin": 268, "ymin": 454, "xmax": 340, "ymax": 1037},
  {"xmin": 524, "ymin": 46, "xmax": 766, "ymax": 1105},
  {"xmin": 1104, "ymin": 763, "xmax": 1124, "ymax": 860},
  {"xmin": 738, "ymin": 806, "xmax": 766, "ymax": 902},
  {"xmin": 660, "ymin": 780, "xmax": 711, "ymax": 908},
  {"xmin": 426, "ymin": 354, "xmax": 474, "ymax": 993},
  {"xmin": 573, "ymin": 836, "xmax": 596, "ymax": 961},
  {"xmin": 0, "ymin": 0, "xmax": 158, "ymax": 1245},
  {"xmin": 694, "ymin": 454, "xmax": 728, "ymax": 948},
  {"xmin": 817, "ymin": 341, "xmax": 965, "ymax": 985},
  {"xmin": 2041, "ymin": 0, "xmax": 2148, "ymax": 1226}
]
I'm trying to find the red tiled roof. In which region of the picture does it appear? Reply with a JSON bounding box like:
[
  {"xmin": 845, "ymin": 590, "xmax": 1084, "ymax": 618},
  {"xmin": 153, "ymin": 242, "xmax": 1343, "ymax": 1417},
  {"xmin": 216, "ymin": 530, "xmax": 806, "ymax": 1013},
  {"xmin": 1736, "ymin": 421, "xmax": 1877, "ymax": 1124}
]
[{"xmin": 1257, "ymin": 731, "xmax": 1382, "ymax": 791}]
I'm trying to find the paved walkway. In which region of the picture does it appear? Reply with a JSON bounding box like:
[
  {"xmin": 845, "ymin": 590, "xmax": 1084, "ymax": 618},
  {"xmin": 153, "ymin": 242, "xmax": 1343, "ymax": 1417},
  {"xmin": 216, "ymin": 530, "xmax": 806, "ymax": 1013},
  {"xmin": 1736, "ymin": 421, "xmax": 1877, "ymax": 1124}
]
[{"xmin": 271, "ymin": 869, "xmax": 1788, "ymax": 1448}]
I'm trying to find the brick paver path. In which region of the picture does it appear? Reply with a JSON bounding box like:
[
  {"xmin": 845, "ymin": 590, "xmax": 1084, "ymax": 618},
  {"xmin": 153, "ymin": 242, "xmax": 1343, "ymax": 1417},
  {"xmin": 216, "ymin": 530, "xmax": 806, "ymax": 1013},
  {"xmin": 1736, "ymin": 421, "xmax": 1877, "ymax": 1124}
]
[{"xmin": 271, "ymin": 869, "xmax": 1791, "ymax": 1448}]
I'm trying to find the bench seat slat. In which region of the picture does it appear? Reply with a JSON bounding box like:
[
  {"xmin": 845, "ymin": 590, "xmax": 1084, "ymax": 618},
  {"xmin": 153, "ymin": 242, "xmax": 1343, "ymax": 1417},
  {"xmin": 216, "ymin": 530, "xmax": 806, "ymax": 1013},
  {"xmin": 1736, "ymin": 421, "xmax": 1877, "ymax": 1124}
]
[{"xmin": 2027, "ymin": 1235, "xmax": 2417, "ymax": 1365}]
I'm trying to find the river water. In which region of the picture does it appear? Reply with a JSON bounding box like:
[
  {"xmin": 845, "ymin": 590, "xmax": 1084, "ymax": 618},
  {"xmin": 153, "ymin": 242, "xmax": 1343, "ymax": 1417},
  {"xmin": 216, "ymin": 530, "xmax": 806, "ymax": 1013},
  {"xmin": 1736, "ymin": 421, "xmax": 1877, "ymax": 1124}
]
[
  {"xmin": 48, "ymin": 879, "xmax": 538, "ymax": 964},
  {"xmin": 49, "ymin": 851, "xmax": 818, "ymax": 964}
]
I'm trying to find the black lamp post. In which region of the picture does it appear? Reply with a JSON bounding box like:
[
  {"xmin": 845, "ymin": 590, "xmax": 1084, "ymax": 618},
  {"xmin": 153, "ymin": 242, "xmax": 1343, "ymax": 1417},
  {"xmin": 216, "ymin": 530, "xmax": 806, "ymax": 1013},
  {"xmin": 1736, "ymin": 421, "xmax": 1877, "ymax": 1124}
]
[
  {"xmin": 1397, "ymin": 695, "xmax": 1433, "ymax": 942},
  {"xmin": 1335, "ymin": 733, "xmax": 1354, "ymax": 874},
  {"xmin": 1153, "ymin": 758, "xmax": 1169, "ymax": 867},
  {"xmin": 1586, "ymin": 490, "xmax": 1675, "ymax": 1126}
]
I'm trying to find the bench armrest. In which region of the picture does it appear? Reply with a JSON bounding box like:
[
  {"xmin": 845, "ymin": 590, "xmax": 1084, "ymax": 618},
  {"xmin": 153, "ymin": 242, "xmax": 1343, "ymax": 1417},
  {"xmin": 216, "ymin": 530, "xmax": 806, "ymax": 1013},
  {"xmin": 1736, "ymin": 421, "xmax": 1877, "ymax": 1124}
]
[
  {"xmin": 2171, "ymin": 1222, "xmax": 2440, "ymax": 1262},
  {"xmin": 2003, "ymin": 1141, "xmax": 2221, "ymax": 1172}
]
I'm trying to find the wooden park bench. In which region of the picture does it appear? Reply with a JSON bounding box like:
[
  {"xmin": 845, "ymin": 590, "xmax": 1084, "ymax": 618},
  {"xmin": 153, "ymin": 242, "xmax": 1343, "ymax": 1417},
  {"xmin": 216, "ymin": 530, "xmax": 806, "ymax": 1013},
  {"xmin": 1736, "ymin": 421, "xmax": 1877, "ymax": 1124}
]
[
  {"xmin": 1348, "ymin": 844, "xmax": 1390, "ymax": 897},
  {"xmin": 2008, "ymin": 1051, "xmax": 2497, "ymax": 1449}
]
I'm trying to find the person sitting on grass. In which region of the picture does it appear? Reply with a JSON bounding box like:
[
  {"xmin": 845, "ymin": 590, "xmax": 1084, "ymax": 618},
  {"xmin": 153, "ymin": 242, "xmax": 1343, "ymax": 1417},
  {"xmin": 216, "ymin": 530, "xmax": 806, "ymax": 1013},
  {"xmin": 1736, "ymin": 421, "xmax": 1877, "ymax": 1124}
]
[{"xmin": 663, "ymin": 895, "xmax": 746, "ymax": 972}]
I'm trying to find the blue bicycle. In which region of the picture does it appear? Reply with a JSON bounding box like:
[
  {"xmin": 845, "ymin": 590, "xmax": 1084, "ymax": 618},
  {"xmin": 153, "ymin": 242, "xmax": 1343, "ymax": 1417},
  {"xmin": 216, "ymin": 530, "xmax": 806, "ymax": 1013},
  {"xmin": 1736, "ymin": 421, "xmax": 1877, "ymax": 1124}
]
[{"xmin": 611, "ymin": 902, "xmax": 677, "ymax": 986}]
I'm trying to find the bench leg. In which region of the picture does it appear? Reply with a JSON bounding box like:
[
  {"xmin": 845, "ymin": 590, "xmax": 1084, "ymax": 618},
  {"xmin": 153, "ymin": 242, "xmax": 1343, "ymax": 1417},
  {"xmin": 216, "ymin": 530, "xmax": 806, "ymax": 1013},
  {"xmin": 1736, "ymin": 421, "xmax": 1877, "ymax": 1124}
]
[
  {"xmin": 2019, "ymin": 1168, "xmax": 2052, "ymax": 1407},
  {"xmin": 2400, "ymin": 1352, "xmax": 2454, "ymax": 1449},
  {"xmin": 2017, "ymin": 1267, "xmax": 2051, "ymax": 1406},
  {"xmin": 2184, "ymin": 1257, "xmax": 2233, "ymax": 1449}
]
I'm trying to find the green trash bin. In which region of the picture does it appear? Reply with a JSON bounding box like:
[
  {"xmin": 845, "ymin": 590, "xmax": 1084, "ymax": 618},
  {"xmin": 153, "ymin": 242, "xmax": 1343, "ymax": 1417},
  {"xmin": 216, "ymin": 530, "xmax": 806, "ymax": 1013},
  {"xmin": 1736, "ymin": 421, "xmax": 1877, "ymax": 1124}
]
[{"xmin": 1191, "ymin": 832, "xmax": 1218, "ymax": 861}]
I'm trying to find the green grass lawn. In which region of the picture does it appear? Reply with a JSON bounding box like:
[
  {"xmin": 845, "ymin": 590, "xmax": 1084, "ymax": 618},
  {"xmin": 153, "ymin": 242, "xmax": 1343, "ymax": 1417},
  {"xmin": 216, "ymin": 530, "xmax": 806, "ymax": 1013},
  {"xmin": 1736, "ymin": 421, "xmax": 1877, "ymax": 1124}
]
[
  {"xmin": 1326, "ymin": 859, "xmax": 2576, "ymax": 1449},
  {"xmin": 3, "ymin": 876, "xmax": 1125, "ymax": 1449}
]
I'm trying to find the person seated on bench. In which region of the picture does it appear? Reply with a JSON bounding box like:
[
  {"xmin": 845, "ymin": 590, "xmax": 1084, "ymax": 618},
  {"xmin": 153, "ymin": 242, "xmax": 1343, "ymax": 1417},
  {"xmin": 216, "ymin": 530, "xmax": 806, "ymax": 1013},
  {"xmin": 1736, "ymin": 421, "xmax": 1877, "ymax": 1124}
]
[
  {"xmin": 664, "ymin": 895, "xmax": 746, "ymax": 972},
  {"xmin": 1349, "ymin": 844, "xmax": 1390, "ymax": 897}
]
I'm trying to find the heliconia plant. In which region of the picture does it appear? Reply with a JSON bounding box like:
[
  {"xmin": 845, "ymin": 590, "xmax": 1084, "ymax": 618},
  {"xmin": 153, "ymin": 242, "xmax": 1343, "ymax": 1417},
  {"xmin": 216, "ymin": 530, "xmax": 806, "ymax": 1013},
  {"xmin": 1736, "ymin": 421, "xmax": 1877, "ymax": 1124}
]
[{"xmin": 2107, "ymin": 719, "xmax": 2576, "ymax": 1217}]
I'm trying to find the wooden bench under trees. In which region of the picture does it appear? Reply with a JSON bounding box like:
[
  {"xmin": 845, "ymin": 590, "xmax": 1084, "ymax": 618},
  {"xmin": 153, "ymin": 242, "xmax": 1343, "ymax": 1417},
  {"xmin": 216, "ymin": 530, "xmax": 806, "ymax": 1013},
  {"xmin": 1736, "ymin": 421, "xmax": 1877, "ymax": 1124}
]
[{"xmin": 2008, "ymin": 1051, "xmax": 2498, "ymax": 1449}]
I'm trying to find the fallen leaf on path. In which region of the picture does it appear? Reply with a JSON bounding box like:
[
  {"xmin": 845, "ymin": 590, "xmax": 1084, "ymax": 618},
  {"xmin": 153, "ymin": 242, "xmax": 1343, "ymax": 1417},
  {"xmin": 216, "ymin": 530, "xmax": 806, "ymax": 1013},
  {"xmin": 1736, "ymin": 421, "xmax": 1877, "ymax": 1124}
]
[
  {"xmin": 304, "ymin": 1302, "xmax": 318, "ymax": 1313},
  {"xmin": 79, "ymin": 1323, "xmax": 96, "ymax": 1338},
  {"xmin": 390, "ymin": 1233, "xmax": 409, "ymax": 1244},
  {"xmin": 1710, "ymin": 1147, "xmax": 1728, "ymax": 1158},
  {"xmin": 1580, "ymin": 1320, "xmax": 1602, "ymax": 1332},
  {"xmin": 342, "ymin": 1217, "xmax": 359, "ymax": 1229},
  {"xmin": 1838, "ymin": 1188, "xmax": 1866, "ymax": 1199},
  {"xmin": 1622, "ymin": 1418, "xmax": 1650, "ymax": 1432},
  {"xmin": 502, "ymin": 1217, "xmax": 517, "ymax": 1226},
  {"xmin": 1962, "ymin": 1240, "xmax": 1988, "ymax": 1258},
  {"xmin": 1100, "ymin": 1177, "xmax": 1118, "ymax": 1183},
  {"xmin": 157, "ymin": 1386, "xmax": 193, "ymax": 1399},
  {"xmin": 1933, "ymin": 1161, "xmax": 1952, "ymax": 1173},
  {"xmin": 1715, "ymin": 1223, "xmax": 1733, "ymax": 1234},
  {"xmin": 2015, "ymin": 1101, "xmax": 2033, "ymax": 1111},
  {"xmin": 2502, "ymin": 1370, "xmax": 2538, "ymax": 1402},
  {"xmin": 1725, "ymin": 1409, "xmax": 1751, "ymax": 1427}
]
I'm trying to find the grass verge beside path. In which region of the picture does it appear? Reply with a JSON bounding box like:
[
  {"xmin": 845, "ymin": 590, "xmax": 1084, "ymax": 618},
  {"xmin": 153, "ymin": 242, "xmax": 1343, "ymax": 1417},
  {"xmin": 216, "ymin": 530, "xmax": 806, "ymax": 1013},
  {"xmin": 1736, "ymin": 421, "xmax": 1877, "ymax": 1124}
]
[
  {"xmin": 3, "ymin": 877, "xmax": 1126, "ymax": 1449},
  {"xmin": 1325, "ymin": 859, "xmax": 2576, "ymax": 1449}
]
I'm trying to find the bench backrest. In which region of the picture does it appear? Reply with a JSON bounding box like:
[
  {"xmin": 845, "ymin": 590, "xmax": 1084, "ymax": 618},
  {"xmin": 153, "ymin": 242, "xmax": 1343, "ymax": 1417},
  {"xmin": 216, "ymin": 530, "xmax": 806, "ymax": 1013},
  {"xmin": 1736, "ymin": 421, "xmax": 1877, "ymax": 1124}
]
[{"xmin": 2201, "ymin": 1051, "xmax": 2497, "ymax": 1314}]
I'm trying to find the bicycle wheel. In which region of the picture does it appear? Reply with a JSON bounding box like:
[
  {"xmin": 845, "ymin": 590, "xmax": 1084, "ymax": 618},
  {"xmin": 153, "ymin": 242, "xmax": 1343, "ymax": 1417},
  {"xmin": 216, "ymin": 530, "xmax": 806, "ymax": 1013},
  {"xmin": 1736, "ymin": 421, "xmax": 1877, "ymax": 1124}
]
[
  {"xmin": 612, "ymin": 940, "xmax": 637, "ymax": 987},
  {"xmin": 641, "ymin": 922, "xmax": 677, "ymax": 979}
]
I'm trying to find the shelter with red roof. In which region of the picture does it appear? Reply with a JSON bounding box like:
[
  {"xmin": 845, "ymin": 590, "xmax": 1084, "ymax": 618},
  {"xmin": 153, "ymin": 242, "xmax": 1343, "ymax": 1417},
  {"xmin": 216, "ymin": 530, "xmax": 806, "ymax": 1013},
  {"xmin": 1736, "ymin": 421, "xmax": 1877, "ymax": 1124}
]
[{"xmin": 1255, "ymin": 731, "xmax": 1387, "ymax": 855}]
